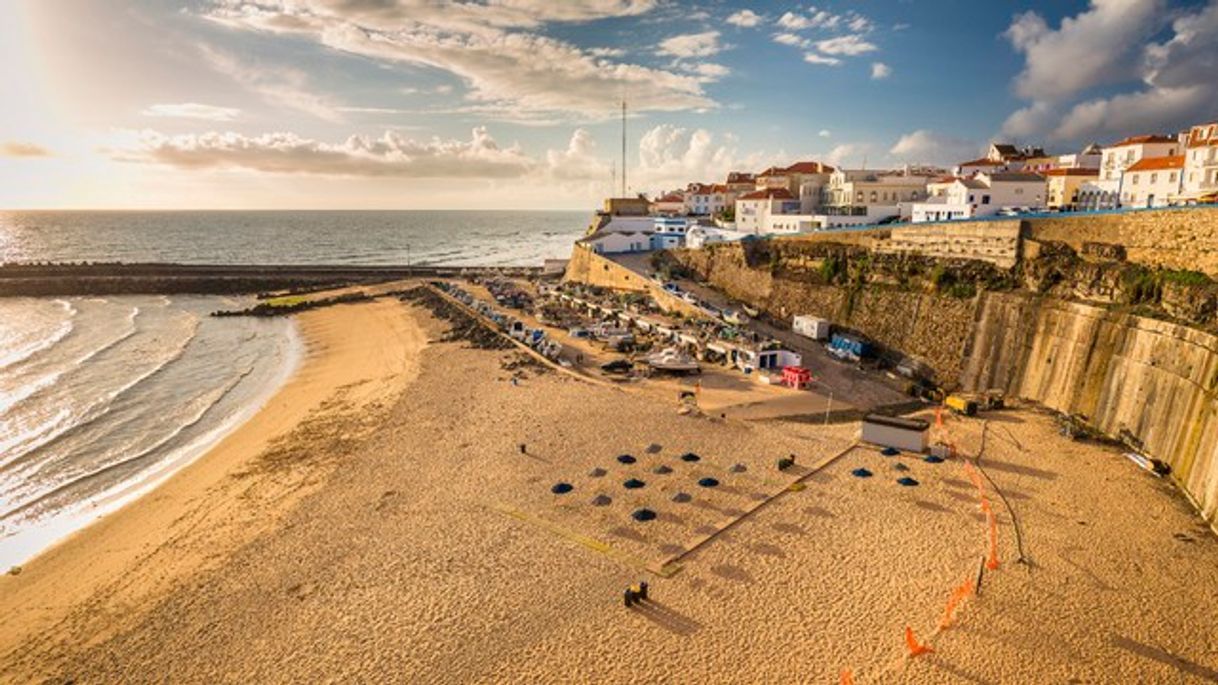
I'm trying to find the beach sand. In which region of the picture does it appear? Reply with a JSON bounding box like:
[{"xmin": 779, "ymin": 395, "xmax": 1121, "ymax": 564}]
[
  {"xmin": 3, "ymin": 295, "xmax": 1217, "ymax": 683},
  {"xmin": 0, "ymin": 297, "xmax": 424, "ymax": 680}
]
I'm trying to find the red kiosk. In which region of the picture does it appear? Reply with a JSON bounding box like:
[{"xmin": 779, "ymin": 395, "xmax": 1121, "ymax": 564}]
[{"xmin": 781, "ymin": 365, "xmax": 813, "ymax": 389}]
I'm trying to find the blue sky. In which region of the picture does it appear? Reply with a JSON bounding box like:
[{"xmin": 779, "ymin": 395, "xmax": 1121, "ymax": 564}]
[{"xmin": 1, "ymin": 0, "xmax": 1215, "ymax": 209}]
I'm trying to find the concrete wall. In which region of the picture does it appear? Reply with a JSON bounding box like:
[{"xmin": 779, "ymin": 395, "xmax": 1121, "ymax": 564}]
[
  {"xmin": 962, "ymin": 292, "xmax": 1218, "ymax": 524},
  {"xmin": 562, "ymin": 245, "xmax": 706, "ymax": 318},
  {"xmin": 1026, "ymin": 206, "xmax": 1218, "ymax": 276}
]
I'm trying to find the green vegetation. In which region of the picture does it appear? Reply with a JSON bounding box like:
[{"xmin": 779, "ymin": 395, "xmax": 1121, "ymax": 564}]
[
  {"xmin": 266, "ymin": 295, "xmax": 309, "ymax": 308},
  {"xmin": 1160, "ymin": 269, "xmax": 1211, "ymax": 287},
  {"xmin": 818, "ymin": 257, "xmax": 842, "ymax": 284}
]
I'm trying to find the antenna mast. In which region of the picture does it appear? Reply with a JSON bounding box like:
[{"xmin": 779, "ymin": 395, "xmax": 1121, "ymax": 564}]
[{"xmin": 620, "ymin": 98, "xmax": 627, "ymax": 196}]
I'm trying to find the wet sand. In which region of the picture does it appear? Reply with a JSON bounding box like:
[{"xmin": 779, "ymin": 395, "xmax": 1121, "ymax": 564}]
[{"xmin": 2, "ymin": 296, "xmax": 1217, "ymax": 683}]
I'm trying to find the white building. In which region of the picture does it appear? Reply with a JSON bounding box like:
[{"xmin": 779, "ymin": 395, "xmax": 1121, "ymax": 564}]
[
  {"xmin": 735, "ymin": 188, "xmax": 800, "ymax": 234},
  {"xmin": 578, "ymin": 230, "xmax": 652, "ymax": 254},
  {"xmin": 1122, "ymin": 156, "xmax": 1184, "ymax": 208},
  {"xmin": 1179, "ymin": 121, "xmax": 1218, "ymax": 203},
  {"xmin": 1081, "ymin": 134, "xmax": 1181, "ymax": 209},
  {"xmin": 821, "ymin": 168, "xmax": 931, "ymax": 215},
  {"xmin": 683, "ymin": 183, "xmax": 733, "ymax": 217},
  {"xmin": 910, "ymin": 172, "xmax": 1045, "ymax": 223}
]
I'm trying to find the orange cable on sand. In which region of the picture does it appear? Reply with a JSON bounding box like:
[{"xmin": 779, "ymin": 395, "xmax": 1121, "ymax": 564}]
[
  {"xmin": 905, "ymin": 626, "xmax": 934, "ymax": 657},
  {"xmin": 985, "ymin": 503, "xmax": 1001, "ymax": 570},
  {"xmin": 840, "ymin": 667, "xmax": 855, "ymax": 685}
]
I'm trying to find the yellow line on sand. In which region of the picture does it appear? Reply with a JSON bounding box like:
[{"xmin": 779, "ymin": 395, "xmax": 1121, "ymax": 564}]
[{"xmin": 490, "ymin": 503, "xmax": 682, "ymax": 577}]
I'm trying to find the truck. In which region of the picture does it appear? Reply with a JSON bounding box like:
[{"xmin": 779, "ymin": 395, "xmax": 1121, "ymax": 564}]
[{"xmin": 793, "ymin": 315, "xmax": 831, "ymax": 341}]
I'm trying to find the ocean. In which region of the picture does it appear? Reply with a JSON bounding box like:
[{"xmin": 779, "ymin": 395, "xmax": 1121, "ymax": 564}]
[
  {"xmin": 0, "ymin": 210, "xmax": 586, "ymax": 567},
  {"xmin": 0, "ymin": 210, "xmax": 587, "ymax": 266}
]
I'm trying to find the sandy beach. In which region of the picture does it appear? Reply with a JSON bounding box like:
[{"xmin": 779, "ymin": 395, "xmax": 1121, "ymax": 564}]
[
  {"xmin": 0, "ymin": 297, "xmax": 423, "ymax": 681},
  {"xmin": 2, "ymin": 292, "xmax": 1217, "ymax": 683}
]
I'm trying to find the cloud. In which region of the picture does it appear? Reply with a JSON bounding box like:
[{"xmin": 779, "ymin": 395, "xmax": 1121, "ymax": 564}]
[
  {"xmin": 119, "ymin": 127, "xmax": 538, "ymax": 178},
  {"xmin": 201, "ymin": 0, "xmax": 714, "ymax": 120},
  {"xmin": 773, "ymin": 32, "xmax": 809, "ymax": 48},
  {"xmin": 544, "ymin": 128, "xmax": 609, "ymax": 181},
  {"xmin": 657, "ymin": 31, "xmax": 722, "ymax": 58},
  {"xmin": 803, "ymin": 53, "xmax": 842, "ymax": 66},
  {"xmin": 823, "ymin": 143, "xmax": 867, "ymax": 167},
  {"xmin": 814, "ymin": 35, "xmax": 877, "ymax": 56},
  {"xmin": 142, "ymin": 103, "xmax": 241, "ymax": 122},
  {"xmin": 889, "ymin": 130, "xmax": 980, "ymax": 166},
  {"xmin": 689, "ymin": 62, "xmax": 730, "ymax": 80},
  {"xmin": 818, "ymin": 130, "xmax": 831, "ymax": 138},
  {"xmin": 200, "ymin": 46, "xmax": 341, "ymax": 121},
  {"xmin": 635, "ymin": 124, "xmax": 764, "ymax": 190},
  {"xmin": 0, "ymin": 141, "xmax": 52, "ymax": 158},
  {"xmin": 1003, "ymin": 0, "xmax": 1163, "ymax": 101},
  {"xmin": 1001, "ymin": 0, "xmax": 1218, "ymax": 142},
  {"xmin": 725, "ymin": 9, "xmax": 762, "ymax": 28},
  {"xmin": 870, "ymin": 62, "xmax": 891, "ymax": 80},
  {"xmin": 777, "ymin": 11, "xmax": 815, "ymax": 30}
]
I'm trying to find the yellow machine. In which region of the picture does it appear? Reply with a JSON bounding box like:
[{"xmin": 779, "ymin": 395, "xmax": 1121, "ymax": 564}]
[{"xmin": 945, "ymin": 394, "xmax": 979, "ymax": 416}]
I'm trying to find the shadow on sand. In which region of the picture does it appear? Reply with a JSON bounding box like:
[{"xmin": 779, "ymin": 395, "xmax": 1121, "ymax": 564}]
[{"xmin": 634, "ymin": 600, "xmax": 702, "ymax": 636}]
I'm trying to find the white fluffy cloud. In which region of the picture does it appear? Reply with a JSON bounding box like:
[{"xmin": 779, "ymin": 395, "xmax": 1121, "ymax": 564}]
[
  {"xmin": 814, "ymin": 35, "xmax": 877, "ymax": 56},
  {"xmin": 1004, "ymin": 0, "xmax": 1163, "ymax": 101},
  {"xmin": 803, "ymin": 53, "xmax": 841, "ymax": 66},
  {"xmin": 634, "ymin": 124, "xmax": 763, "ymax": 190},
  {"xmin": 142, "ymin": 103, "xmax": 241, "ymax": 122},
  {"xmin": 657, "ymin": 31, "xmax": 722, "ymax": 58},
  {"xmin": 725, "ymin": 9, "xmax": 761, "ymax": 28},
  {"xmin": 120, "ymin": 127, "xmax": 537, "ymax": 178},
  {"xmin": 889, "ymin": 130, "xmax": 980, "ymax": 166},
  {"xmin": 773, "ymin": 32, "xmax": 809, "ymax": 48},
  {"xmin": 870, "ymin": 62, "xmax": 891, "ymax": 80},
  {"xmin": 1001, "ymin": 0, "xmax": 1218, "ymax": 142},
  {"xmin": 202, "ymin": 1, "xmax": 715, "ymax": 120}
]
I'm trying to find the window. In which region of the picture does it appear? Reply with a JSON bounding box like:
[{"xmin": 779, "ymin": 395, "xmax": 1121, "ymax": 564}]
[
  {"xmin": 1151, "ymin": 173, "xmax": 1158, "ymax": 183},
  {"xmin": 1015, "ymin": 188, "xmax": 1024, "ymax": 195},
  {"xmin": 1169, "ymin": 172, "xmax": 1177, "ymax": 183},
  {"xmin": 982, "ymin": 195, "xmax": 991, "ymax": 204},
  {"xmin": 1131, "ymin": 174, "xmax": 1139, "ymax": 185}
]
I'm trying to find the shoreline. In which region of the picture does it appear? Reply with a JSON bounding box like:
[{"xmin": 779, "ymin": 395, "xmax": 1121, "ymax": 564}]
[
  {"xmin": 0, "ymin": 317, "xmax": 304, "ymax": 570},
  {"xmin": 0, "ymin": 297, "xmax": 425, "ymax": 674}
]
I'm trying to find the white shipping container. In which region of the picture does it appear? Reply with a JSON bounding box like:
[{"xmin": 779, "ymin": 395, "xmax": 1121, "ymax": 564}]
[{"xmin": 793, "ymin": 315, "xmax": 831, "ymax": 341}]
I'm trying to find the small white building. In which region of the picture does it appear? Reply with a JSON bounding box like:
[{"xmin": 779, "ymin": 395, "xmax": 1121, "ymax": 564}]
[
  {"xmin": 793, "ymin": 315, "xmax": 831, "ymax": 340},
  {"xmin": 578, "ymin": 230, "xmax": 652, "ymax": 254},
  {"xmin": 910, "ymin": 172, "xmax": 1045, "ymax": 223},
  {"xmin": 735, "ymin": 188, "xmax": 800, "ymax": 234},
  {"xmin": 861, "ymin": 414, "xmax": 929, "ymax": 452},
  {"xmin": 1122, "ymin": 155, "xmax": 1184, "ymax": 208},
  {"xmin": 683, "ymin": 183, "xmax": 733, "ymax": 217},
  {"xmin": 1179, "ymin": 120, "xmax": 1218, "ymax": 203},
  {"xmin": 1082, "ymin": 134, "xmax": 1181, "ymax": 209}
]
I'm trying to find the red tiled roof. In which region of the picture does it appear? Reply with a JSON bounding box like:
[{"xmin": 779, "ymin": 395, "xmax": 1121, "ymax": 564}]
[
  {"xmin": 784, "ymin": 161, "xmax": 834, "ymax": 174},
  {"xmin": 756, "ymin": 166, "xmax": 786, "ymax": 177},
  {"xmin": 1187, "ymin": 122, "xmax": 1218, "ymax": 147},
  {"xmin": 957, "ymin": 158, "xmax": 1005, "ymax": 167},
  {"xmin": 656, "ymin": 193, "xmax": 685, "ymax": 203},
  {"xmin": 1126, "ymin": 155, "xmax": 1184, "ymax": 172},
  {"xmin": 930, "ymin": 175, "xmax": 962, "ymax": 184},
  {"xmin": 1042, "ymin": 168, "xmax": 1099, "ymax": 177},
  {"xmin": 1109, "ymin": 134, "xmax": 1176, "ymax": 148},
  {"xmin": 738, "ymin": 188, "xmax": 794, "ymax": 200}
]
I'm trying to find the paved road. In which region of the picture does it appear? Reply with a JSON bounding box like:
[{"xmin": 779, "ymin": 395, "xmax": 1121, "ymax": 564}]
[{"xmin": 609, "ymin": 251, "xmax": 913, "ymax": 412}]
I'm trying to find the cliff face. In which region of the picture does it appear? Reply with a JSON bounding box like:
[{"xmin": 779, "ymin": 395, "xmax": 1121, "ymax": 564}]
[
  {"xmin": 963, "ymin": 293, "xmax": 1218, "ymax": 520},
  {"xmin": 654, "ymin": 207, "xmax": 1218, "ymax": 524}
]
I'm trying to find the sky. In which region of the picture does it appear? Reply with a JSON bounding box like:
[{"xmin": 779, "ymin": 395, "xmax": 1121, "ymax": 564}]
[{"xmin": 1, "ymin": 0, "xmax": 1216, "ymax": 210}]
